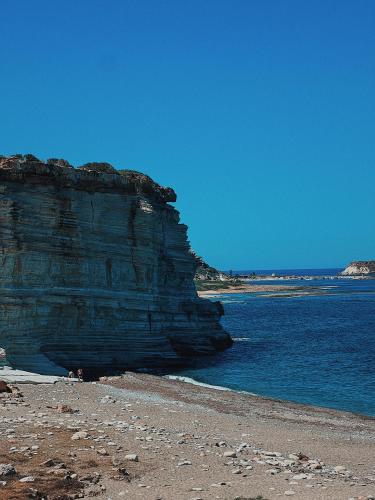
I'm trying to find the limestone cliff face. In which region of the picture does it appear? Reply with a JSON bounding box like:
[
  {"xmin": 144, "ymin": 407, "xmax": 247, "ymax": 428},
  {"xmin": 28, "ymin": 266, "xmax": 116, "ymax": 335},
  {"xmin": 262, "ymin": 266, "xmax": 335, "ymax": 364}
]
[
  {"xmin": 341, "ymin": 261, "xmax": 375, "ymax": 276},
  {"xmin": 0, "ymin": 155, "xmax": 232, "ymax": 375}
]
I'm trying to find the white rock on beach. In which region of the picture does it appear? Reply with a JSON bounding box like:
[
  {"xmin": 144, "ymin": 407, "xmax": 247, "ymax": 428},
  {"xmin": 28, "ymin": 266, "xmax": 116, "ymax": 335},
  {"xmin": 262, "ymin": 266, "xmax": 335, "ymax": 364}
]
[
  {"xmin": 223, "ymin": 451, "xmax": 237, "ymax": 458},
  {"xmin": 71, "ymin": 431, "xmax": 88, "ymax": 440}
]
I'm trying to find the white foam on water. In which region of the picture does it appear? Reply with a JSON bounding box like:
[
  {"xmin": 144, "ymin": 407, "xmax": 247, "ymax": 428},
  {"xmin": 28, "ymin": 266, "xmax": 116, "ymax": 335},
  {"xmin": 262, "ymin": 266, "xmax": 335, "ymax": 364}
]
[
  {"xmin": 165, "ymin": 374, "xmax": 259, "ymax": 397},
  {"xmin": 165, "ymin": 375, "xmax": 231, "ymax": 392}
]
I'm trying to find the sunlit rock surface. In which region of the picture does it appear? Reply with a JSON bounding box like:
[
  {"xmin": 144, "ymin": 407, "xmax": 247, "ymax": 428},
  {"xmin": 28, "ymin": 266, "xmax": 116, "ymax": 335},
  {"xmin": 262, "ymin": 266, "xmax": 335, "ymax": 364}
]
[
  {"xmin": 0, "ymin": 155, "xmax": 231, "ymax": 375},
  {"xmin": 341, "ymin": 261, "xmax": 375, "ymax": 276}
]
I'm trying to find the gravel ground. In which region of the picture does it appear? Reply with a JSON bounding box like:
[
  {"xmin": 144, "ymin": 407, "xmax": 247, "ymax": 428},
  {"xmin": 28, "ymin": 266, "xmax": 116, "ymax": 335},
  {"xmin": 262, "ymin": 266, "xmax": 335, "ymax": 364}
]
[{"xmin": 0, "ymin": 372, "xmax": 375, "ymax": 500}]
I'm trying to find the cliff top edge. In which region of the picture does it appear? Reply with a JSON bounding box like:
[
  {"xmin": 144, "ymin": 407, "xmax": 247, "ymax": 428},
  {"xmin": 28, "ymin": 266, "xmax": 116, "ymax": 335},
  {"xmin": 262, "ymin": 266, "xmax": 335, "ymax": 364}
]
[{"xmin": 0, "ymin": 154, "xmax": 176, "ymax": 203}]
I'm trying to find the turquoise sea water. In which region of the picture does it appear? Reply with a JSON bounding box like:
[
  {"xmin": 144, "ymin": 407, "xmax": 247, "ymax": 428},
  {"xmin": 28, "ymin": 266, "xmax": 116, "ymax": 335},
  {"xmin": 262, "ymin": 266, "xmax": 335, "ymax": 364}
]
[{"xmin": 174, "ymin": 269, "xmax": 375, "ymax": 417}]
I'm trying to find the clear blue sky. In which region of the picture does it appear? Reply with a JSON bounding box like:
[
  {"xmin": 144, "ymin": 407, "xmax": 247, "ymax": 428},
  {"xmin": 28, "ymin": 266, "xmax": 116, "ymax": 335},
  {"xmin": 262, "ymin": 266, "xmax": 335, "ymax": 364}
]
[{"xmin": 1, "ymin": 0, "xmax": 374, "ymax": 270}]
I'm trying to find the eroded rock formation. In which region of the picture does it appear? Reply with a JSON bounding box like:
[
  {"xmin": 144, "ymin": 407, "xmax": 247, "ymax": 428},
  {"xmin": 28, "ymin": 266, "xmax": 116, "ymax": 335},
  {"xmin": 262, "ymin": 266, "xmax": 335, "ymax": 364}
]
[
  {"xmin": 341, "ymin": 261, "xmax": 375, "ymax": 276},
  {"xmin": 0, "ymin": 155, "xmax": 232, "ymax": 375}
]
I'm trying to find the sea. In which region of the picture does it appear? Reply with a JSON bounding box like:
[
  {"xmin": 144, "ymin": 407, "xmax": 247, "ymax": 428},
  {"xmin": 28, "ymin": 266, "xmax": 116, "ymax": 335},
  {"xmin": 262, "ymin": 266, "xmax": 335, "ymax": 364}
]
[{"xmin": 172, "ymin": 269, "xmax": 375, "ymax": 417}]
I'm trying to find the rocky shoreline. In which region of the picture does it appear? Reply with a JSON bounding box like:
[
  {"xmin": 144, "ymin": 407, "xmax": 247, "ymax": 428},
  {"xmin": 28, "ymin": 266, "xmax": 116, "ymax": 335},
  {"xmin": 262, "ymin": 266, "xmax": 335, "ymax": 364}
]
[{"xmin": 1, "ymin": 372, "xmax": 374, "ymax": 499}]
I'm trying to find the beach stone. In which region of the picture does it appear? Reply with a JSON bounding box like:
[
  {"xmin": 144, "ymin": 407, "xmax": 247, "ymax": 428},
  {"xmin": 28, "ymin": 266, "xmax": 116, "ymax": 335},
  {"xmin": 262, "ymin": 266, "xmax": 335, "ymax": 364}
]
[
  {"xmin": 56, "ymin": 404, "xmax": 74, "ymax": 413},
  {"xmin": 71, "ymin": 431, "xmax": 88, "ymax": 440},
  {"xmin": 237, "ymin": 442, "xmax": 249, "ymax": 452},
  {"xmin": 125, "ymin": 454, "xmax": 138, "ymax": 462},
  {"xmin": 334, "ymin": 465, "xmax": 346, "ymax": 472},
  {"xmin": 308, "ymin": 462, "xmax": 322, "ymax": 470},
  {"xmin": 283, "ymin": 459, "xmax": 296, "ymax": 467},
  {"xmin": 177, "ymin": 460, "xmax": 192, "ymax": 466},
  {"xmin": 266, "ymin": 469, "xmax": 279, "ymax": 475},
  {"xmin": 292, "ymin": 473, "xmax": 308, "ymax": 480},
  {"xmin": 264, "ymin": 451, "xmax": 282, "ymax": 457},
  {"xmin": 0, "ymin": 381, "xmax": 11, "ymax": 393},
  {"xmin": 40, "ymin": 459, "xmax": 55, "ymax": 467},
  {"xmin": 223, "ymin": 451, "xmax": 237, "ymax": 458},
  {"xmin": 0, "ymin": 464, "xmax": 16, "ymax": 477},
  {"xmin": 284, "ymin": 491, "xmax": 296, "ymax": 496},
  {"xmin": 19, "ymin": 476, "xmax": 35, "ymax": 482}
]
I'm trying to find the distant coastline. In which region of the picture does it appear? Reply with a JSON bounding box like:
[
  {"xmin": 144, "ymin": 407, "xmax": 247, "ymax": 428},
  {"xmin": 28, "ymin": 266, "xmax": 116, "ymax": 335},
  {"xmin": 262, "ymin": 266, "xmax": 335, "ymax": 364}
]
[{"xmin": 196, "ymin": 268, "xmax": 374, "ymax": 297}]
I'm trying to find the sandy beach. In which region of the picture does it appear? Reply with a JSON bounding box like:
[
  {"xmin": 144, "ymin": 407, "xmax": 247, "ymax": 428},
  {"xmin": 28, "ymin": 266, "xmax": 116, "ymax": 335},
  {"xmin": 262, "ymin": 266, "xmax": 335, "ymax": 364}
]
[
  {"xmin": 197, "ymin": 283, "xmax": 325, "ymax": 298},
  {"xmin": 1, "ymin": 372, "xmax": 374, "ymax": 500}
]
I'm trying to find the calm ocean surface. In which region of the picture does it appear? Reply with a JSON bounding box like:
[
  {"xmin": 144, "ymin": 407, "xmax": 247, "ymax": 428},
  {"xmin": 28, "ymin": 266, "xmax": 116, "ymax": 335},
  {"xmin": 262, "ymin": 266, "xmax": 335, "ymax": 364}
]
[{"xmin": 173, "ymin": 269, "xmax": 375, "ymax": 417}]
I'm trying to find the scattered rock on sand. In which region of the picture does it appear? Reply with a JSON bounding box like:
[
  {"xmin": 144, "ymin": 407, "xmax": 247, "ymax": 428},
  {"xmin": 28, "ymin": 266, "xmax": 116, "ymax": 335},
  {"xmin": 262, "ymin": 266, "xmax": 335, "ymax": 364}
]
[{"xmin": 124, "ymin": 454, "xmax": 138, "ymax": 462}]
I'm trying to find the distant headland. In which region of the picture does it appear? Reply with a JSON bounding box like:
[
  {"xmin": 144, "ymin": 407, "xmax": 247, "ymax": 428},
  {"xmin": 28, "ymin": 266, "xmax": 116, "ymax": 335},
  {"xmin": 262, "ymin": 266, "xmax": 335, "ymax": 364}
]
[{"xmin": 341, "ymin": 261, "xmax": 375, "ymax": 276}]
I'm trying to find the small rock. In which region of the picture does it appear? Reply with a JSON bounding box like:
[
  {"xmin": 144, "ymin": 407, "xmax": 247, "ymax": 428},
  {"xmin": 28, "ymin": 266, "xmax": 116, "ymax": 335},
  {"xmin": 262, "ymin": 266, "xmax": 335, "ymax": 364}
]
[
  {"xmin": 308, "ymin": 462, "xmax": 322, "ymax": 470},
  {"xmin": 124, "ymin": 454, "xmax": 138, "ymax": 462},
  {"xmin": 97, "ymin": 448, "xmax": 108, "ymax": 456},
  {"xmin": 292, "ymin": 473, "xmax": 308, "ymax": 480},
  {"xmin": 0, "ymin": 381, "xmax": 11, "ymax": 393},
  {"xmin": 0, "ymin": 464, "xmax": 16, "ymax": 477},
  {"xmin": 19, "ymin": 476, "xmax": 35, "ymax": 482},
  {"xmin": 284, "ymin": 491, "xmax": 296, "ymax": 496},
  {"xmin": 57, "ymin": 404, "xmax": 74, "ymax": 414},
  {"xmin": 71, "ymin": 431, "xmax": 88, "ymax": 440},
  {"xmin": 223, "ymin": 451, "xmax": 237, "ymax": 458},
  {"xmin": 334, "ymin": 465, "xmax": 346, "ymax": 472},
  {"xmin": 177, "ymin": 460, "xmax": 192, "ymax": 466},
  {"xmin": 40, "ymin": 459, "xmax": 55, "ymax": 467}
]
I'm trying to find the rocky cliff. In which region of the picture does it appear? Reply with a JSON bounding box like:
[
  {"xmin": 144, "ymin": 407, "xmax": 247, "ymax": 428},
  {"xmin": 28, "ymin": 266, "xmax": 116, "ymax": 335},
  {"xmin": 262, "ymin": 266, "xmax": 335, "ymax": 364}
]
[
  {"xmin": 192, "ymin": 252, "xmax": 234, "ymax": 282},
  {"xmin": 341, "ymin": 261, "xmax": 375, "ymax": 276},
  {"xmin": 0, "ymin": 155, "xmax": 232, "ymax": 375}
]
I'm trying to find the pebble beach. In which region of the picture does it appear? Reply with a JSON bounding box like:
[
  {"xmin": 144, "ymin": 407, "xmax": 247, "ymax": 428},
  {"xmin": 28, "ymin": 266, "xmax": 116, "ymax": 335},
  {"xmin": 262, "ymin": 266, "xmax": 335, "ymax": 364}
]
[{"xmin": 1, "ymin": 372, "xmax": 374, "ymax": 500}]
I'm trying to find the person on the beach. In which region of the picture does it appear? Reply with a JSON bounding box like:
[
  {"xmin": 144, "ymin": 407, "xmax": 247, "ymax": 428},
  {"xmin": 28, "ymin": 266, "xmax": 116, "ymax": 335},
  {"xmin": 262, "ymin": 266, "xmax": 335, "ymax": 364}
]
[
  {"xmin": 77, "ymin": 368, "xmax": 83, "ymax": 382},
  {"xmin": 68, "ymin": 370, "xmax": 75, "ymax": 379}
]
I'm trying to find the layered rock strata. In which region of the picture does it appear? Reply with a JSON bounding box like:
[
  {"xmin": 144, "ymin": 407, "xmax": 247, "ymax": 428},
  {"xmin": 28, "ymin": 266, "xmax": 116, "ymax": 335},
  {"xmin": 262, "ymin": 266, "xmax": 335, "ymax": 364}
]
[
  {"xmin": 341, "ymin": 261, "xmax": 375, "ymax": 276},
  {"xmin": 0, "ymin": 155, "xmax": 232, "ymax": 375}
]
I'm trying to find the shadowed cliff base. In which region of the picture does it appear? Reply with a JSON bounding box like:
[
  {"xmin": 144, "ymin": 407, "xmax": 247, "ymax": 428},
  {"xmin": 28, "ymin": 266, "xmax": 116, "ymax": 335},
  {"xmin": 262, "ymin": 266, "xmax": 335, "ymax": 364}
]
[{"xmin": 0, "ymin": 154, "xmax": 232, "ymax": 375}]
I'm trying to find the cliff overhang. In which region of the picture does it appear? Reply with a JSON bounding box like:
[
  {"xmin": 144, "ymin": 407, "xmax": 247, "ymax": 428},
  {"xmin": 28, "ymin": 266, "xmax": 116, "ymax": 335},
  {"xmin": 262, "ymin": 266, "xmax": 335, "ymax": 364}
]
[{"xmin": 0, "ymin": 154, "xmax": 232, "ymax": 375}]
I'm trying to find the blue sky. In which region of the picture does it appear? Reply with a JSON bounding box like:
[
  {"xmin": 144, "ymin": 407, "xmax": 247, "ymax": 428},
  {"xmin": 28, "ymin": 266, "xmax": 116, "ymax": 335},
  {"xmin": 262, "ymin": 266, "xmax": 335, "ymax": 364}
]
[{"xmin": 1, "ymin": 0, "xmax": 374, "ymax": 270}]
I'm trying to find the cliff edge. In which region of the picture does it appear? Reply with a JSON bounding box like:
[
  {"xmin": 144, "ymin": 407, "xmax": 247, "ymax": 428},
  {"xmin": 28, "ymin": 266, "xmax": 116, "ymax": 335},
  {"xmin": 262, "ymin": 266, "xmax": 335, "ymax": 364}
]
[
  {"xmin": 0, "ymin": 154, "xmax": 232, "ymax": 375},
  {"xmin": 192, "ymin": 252, "xmax": 240, "ymax": 291},
  {"xmin": 341, "ymin": 261, "xmax": 375, "ymax": 276}
]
